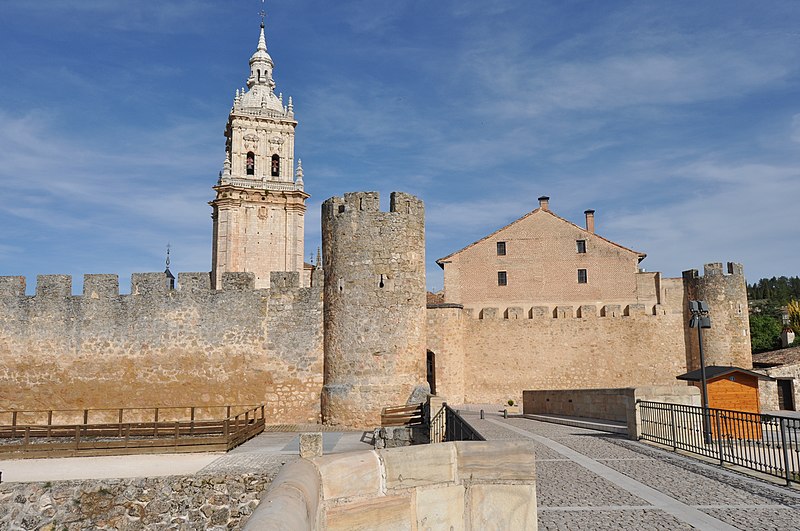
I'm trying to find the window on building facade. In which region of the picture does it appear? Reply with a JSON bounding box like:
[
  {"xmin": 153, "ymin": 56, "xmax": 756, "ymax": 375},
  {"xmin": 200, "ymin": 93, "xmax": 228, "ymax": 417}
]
[
  {"xmin": 576, "ymin": 240, "xmax": 586, "ymax": 253},
  {"xmin": 246, "ymin": 152, "xmax": 255, "ymax": 175},
  {"xmin": 497, "ymin": 241, "xmax": 506, "ymax": 256},
  {"xmin": 271, "ymin": 154, "xmax": 280, "ymax": 177},
  {"xmin": 498, "ymin": 271, "xmax": 508, "ymax": 286},
  {"xmin": 578, "ymin": 269, "xmax": 588, "ymax": 284}
]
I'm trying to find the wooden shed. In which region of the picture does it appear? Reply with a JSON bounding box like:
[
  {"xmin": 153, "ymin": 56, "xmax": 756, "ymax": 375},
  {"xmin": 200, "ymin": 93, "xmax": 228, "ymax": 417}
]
[
  {"xmin": 677, "ymin": 366, "xmax": 774, "ymax": 439},
  {"xmin": 676, "ymin": 366, "xmax": 773, "ymax": 414}
]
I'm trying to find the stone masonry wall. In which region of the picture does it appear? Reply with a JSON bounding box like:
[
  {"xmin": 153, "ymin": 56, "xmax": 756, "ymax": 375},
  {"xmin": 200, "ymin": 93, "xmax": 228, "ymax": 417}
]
[
  {"xmin": 427, "ymin": 303, "xmax": 689, "ymax": 405},
  {"xmin": 683, "ymin": 262, "xmax": 752, "ymax": 370},
  {"xmin": 0, "ymin": 474, "xmax": 270, "ymax": 530},
  {"xmin": 0, "ymin": 270, "xmax": 323, "ymax": 424},
  {"xmin": 321, "ymin": 192, "xmax": 428, "ymax": 428},
  {"xmin": 425, "ymin": 305, "xmax": 465, "ymax": 402}
]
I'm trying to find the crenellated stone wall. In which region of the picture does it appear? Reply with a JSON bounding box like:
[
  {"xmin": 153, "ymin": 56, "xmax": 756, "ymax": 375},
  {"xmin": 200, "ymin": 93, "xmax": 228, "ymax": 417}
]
[{"xmin": 0, "ymin": 270, "xmax": 323, "ymax": 424}]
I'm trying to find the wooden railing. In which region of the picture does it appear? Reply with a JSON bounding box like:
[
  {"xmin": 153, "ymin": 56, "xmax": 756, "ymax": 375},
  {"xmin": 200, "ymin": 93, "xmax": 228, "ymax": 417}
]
[
  {"xmin": 381, "ymin": 403, "xmax": 425, "ymax": 427},
  {"xmin": 0, "ymin": 404, "xmax": 266, "ymax": 459}
]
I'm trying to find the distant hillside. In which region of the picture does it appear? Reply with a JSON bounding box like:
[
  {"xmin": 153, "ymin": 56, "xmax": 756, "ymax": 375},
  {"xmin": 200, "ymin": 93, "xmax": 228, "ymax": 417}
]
[
  {"xmin": 747, "ymin": 276, "xmax": 800, "ymax": 354},
  {"xmin": 748, "ymin": 276, "xmax": 800, "ymax": 307}
]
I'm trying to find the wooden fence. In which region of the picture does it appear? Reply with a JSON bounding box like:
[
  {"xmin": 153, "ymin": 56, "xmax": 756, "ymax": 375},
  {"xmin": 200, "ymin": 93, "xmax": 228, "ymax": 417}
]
[
  {"xmin": 381, "ymin": 403, "xmax": 425, "ymax": 427},
  {"xmin": 0, "ymin": 404, "xmax": 265, "ymax": 459}
]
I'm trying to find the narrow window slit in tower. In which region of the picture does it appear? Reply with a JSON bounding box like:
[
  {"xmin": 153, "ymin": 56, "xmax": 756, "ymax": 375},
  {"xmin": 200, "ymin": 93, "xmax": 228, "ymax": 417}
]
[{"xmin": 379, "ymin": 274, "xmax": 385, "ymax": 288}]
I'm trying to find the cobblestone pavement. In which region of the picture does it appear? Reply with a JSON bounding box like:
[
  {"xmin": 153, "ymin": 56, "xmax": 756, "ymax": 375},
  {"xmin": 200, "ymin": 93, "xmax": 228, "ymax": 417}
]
[{"xmin": 464, "ymin": 412, "xmax": 800, "ymax": 530}]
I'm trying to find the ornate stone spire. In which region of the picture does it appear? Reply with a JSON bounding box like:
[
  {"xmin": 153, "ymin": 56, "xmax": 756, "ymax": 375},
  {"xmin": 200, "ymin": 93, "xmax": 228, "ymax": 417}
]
[
  {"xmin": 295, "ymin": 158, "xmax": 304, "ymax": 190},
  {"xmin": 248, "ymin": 23, "xmax": 275, "ymax": 90}
]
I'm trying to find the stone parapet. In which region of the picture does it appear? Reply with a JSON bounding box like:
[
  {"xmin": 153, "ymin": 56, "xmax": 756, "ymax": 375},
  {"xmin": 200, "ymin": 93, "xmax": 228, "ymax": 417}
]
[
  {"xmin": 522, "ymin": 386, "xmax": 701, "ymax": 440},
  {"xmin": 244, "ymin": 440, "xmax": 538, "ymax": 530}
]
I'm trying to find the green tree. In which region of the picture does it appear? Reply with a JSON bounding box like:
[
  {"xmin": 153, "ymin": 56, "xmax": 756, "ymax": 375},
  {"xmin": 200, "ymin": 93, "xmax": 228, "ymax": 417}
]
[{"xmin": 749, "ymin": 314, "xmax": 783, "ymax": 353}]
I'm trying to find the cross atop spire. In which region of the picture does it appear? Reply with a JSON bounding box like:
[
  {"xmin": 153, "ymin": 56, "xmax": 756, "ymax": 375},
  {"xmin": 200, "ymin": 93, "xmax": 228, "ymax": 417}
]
[{"xmin": 260, "ymin": 0, "xmax": 266, "ymax": 28}]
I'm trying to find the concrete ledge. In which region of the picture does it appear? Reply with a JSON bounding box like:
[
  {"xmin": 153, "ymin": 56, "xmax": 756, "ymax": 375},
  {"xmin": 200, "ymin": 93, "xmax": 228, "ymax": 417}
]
[
  {"xmin": 522, "ymin": 414, "xmax": 627, "ymax": 435},
  {"xmin": 245, "ymin": 440, "xmax": 537, "ymax": 530},
  {"xmin": 523, "ymin": 386, "xmax": 701, "ymax": 439}
]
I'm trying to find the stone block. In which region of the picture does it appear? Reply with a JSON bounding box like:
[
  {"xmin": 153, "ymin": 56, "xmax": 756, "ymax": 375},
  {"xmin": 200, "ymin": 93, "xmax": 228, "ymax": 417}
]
[
  {"xmin": 131, "ymin": 272, "xmax": 169, "ymax": 296},
  {"xmin": 601, "ymin": 304, "xmax": 621, "ymax": 317},
  {"xmin": 380, "ymin": 443, "xmax": 456, "ymax": 490},
  {"xmin": 325, "ymin": 494, "xmax": 412, "ymax": 531},
  {"xmin": 221, "ymin": 272, "xmax": 255, "ymax": 291},
  {"xmin": 314, "ymin": 451, "xmax": 381, "ymax": 500},
  {"xmin": 299, "ymin": 432, "xmax": 323, "ymax": 458},
  {"xmin": 479, "ymin": 308, "xmax": 499, "ymax": 320},
  {"xmin": 83, "ymin": 274, "xmax": 119, "ymax": 299},
  {"xmin": 554, "ymin": 306, "xmax": 573, "ymax": 319},
  {"xmin": 625, "ymin": 304, "xmax": 648, "ymax": 316},
  {"xmin": 243, "ymin": 482, "xmax": 310, "ymax": 531},
  {"xmin": 467, "ymin": 484, "xmax": 537, "ymax": 530},
  {"xmin": 415, "ymin": 484, "xmax": 465, "ymax": 530},
  {"xmin": 455, "ymin": 440, "xmax": 536, "ymax": 482},
  {"xmin": 577, "ymin": 305, "xmax": 596, "ymax": 318},
  {"xmin": 529, "ymin": 306, "xmax": 549, "ymax": 319},
  {"xmin": 36, "ymin": 275, "xmax": 71, "ymax": 298},
  {"xmin": 270, "ymin": 271, "xmax": 300, "ymax": 290},
  {"xmin": 0, "ymin": 276, "xmax": 25, "ymax": 298},
  {"xmin": 177, "ymin": 272, "xmax": 210, "ymax": 292},
  {"xmin": 505, "ymin": 307, "xmax": 524, "ymax": 320}
]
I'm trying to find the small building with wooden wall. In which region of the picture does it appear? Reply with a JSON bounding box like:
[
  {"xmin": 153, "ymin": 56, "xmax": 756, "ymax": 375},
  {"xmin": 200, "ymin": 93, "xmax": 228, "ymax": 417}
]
[{"xmin": 676, "ymin": 366, "xmax": 773, "ymax": 414}]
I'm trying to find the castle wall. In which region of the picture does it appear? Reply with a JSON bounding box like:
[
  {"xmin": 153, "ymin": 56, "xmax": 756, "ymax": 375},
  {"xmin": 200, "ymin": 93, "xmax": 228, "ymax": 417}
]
[
  {"xmin": 321, "ymin": 192, "xmax": 427, "ymax": 428},
  {"xmin": 426, "ymin": 305, "xmax": 466, "ymax": 402},
  {"xmin": 0, "ymin": 271, "xmax": 323, "ymax": 424},
  {"xmin": 427, "ymin": 293, "xmax": 689, "ymax": 405}
]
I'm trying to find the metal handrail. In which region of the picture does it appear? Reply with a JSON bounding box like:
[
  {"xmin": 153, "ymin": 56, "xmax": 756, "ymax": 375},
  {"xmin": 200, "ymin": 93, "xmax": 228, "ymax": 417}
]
[
  {"xmin": 429, "ymin": 403, "xmax": 485, "ymax": 443},
  {"xmin": 638, "ymin": 400, "xmax": 800, "ymax": 485}
]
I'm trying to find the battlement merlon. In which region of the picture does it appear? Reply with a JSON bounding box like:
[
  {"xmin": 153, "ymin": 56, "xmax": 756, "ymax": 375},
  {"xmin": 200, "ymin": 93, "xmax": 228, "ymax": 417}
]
[
  {"xmin": 0, "ymin": 276, "xmax": 26, "ymax": 298},
  {"xmin": 682, "ymin": 262, "xmax": 745, "ymax": 280},
  {"xmin": 177, "ymin": 272, "xmax": 212, "ymax": 293},
  {"xmin": 270, "ymin": 271, "xmax": 300, "ymax": 291},
  {"xmin": 322, "ymin": 191, "xmax": 424, "ymax": 220}
]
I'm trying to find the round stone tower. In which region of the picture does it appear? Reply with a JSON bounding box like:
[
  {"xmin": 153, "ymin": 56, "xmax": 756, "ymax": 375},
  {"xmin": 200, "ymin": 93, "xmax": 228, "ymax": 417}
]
[
  {"xmin": 321, "ymin": 191, "xmax": 427, "ymax": 428},
  {"xmin": 683, "ymin": 262, "xmax": 752, "ymax": 370}
]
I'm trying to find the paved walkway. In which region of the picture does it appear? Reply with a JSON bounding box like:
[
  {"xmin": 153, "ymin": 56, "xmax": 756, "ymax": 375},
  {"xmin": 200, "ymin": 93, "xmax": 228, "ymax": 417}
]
[
  {"xmin": 0, "ymin": 430, "xmax": 373, "ymax": 483},
  {"xmin": 465, "ymin": 411, "xmax": 800, "ymax": 530}
]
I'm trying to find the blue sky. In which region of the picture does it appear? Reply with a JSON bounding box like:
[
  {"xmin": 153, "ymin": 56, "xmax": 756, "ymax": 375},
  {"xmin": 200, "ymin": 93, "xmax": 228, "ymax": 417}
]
[{"xmin": 1, "ymin": 1, "xmax": 799, "ymax": 294}]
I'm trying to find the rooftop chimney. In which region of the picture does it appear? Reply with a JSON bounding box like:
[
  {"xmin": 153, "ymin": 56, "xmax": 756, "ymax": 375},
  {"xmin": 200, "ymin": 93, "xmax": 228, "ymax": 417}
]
[
  {"xmin": 584, "ymin": 209, "xmax": 595, "ymax": 233},
  {"xmin": 538, "ymin": 196, "xmax": 550, "ymax": 211}
]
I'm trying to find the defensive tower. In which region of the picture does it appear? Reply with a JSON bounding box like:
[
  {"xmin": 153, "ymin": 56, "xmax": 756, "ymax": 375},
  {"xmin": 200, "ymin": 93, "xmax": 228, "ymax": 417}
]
[
  {"xmin": 683, "ymin": 262, "xmax": 752, "ymax": 370},
  {"xmin": 210, "ymin": 20, "xmax": 308, "ymax": 289},
  {"xmin": 321, "ymin": 192, "xmax": 428, "ymax": 427}
]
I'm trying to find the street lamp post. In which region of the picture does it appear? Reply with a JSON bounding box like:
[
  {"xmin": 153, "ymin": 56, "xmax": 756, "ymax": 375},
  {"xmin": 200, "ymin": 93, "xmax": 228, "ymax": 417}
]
[{"xmin": 689, "ymin": 300, "xmax": 712, "ymax": 444}]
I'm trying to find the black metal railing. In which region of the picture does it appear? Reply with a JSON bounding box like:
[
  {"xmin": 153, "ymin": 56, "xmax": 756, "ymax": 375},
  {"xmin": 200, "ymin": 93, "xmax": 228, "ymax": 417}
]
[
  {"xmin": 638, "ymin": 400, "xmax": 800, "ymax": 485},
  {"xmin": 429, "ymin": 403, "xmax": 485, "ymax": 443}
]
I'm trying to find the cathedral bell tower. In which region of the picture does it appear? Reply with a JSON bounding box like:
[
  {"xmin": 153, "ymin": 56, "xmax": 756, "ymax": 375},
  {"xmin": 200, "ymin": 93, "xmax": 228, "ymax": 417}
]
[{"xmin": 210, "ymin": 21, "xmax": 308, "ymax": 289}]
